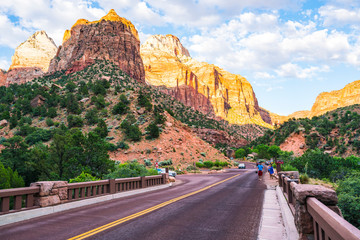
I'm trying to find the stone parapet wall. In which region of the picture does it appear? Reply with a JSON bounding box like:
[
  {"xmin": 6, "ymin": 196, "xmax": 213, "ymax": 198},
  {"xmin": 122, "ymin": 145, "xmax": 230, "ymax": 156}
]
[
  {"xmin": 279, "ymin": 171, "xmax": 343, "ymax": 240},
  {"xmin": 30, "ymin": 181, "xmax": 68, "ymax": 207}
]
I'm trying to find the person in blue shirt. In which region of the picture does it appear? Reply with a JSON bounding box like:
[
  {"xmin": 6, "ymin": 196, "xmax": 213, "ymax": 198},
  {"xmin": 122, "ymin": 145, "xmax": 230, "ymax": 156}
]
[
  {"xmin": 268, "ymin": 165, "xmax": 275, "ymax": 179},
  {"xmin": 257, "ymin": 163, "xmax": 264, "ymax": 180}
]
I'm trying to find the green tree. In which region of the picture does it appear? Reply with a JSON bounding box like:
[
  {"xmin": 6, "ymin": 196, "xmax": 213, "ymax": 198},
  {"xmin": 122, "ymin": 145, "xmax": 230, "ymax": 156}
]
[
  {"xmin": 67, "ymin": 115, "xmax": 84, "ymax": 128},
  {"xmin": 268, "ymin": 145, "xmax": 281, "ymax": 160},
  {"xmin": 254, "ymin": 144, "xmax": 270, "ymax": 159},
  {"xmin": 337, "ymin": 172, "xmax": 360, "ymax": 229},
  {"xmin": 65, "ymin": 81, "xmax": 76, "ymax": 92},
  {"xmin": 1, "ymin": 136, "xmax": 30, "ymax": 183},
  {"xmin": 235, "ymin": 148, "xmax": 246, "ymax": 159},
  {"xmin": 112, "ymin": 101, "xmax": 129, "ymax": 115},
  {"xmin": 85, "ymin": 108, "xmax": 99, "ymax": 125},
  {"xmin": 47, "ymin": 107, "xmax": 58, "ymax": 118},
  {"xmin": 146, "ymin": 123, "xmax": 160, "ymax": 139},
  {"xmin": 94, "ymin": 119, "xmax": 108, "ymax": 138}
]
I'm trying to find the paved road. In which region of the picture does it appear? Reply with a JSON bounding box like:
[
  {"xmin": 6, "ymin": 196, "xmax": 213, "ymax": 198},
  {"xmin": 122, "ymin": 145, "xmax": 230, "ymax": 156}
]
[{"xmin": 0, "ymin": 168, "xmax": 266, "ymax": 240}]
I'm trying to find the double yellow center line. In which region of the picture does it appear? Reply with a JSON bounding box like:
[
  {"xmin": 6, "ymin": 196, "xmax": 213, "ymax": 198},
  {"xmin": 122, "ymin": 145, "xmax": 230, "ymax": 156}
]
[{"xmin": 69, "ymin": 174, "xmax": 240, "ymax": 240}]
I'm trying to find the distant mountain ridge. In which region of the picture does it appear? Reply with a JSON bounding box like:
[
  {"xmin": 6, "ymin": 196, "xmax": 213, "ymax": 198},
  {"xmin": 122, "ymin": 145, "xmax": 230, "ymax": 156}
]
[{"xmin": 272, "ymin": 80, "xmax": 360, "ymax": 124}]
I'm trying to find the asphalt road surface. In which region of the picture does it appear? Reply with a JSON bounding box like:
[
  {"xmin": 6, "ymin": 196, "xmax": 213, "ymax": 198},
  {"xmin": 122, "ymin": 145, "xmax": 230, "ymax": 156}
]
[{"xmin": 0, "ymin": 167, "xmax": 266, "ymax": 240}]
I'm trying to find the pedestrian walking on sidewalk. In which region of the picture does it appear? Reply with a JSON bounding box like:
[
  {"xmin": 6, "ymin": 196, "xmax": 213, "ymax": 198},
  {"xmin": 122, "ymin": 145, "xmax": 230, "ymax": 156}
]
[
  {"xmin": 257, "ymin": 162, "xmax": 264, "ymax": 180},
  {"xmin": 268, "ymin": 165, "xmax": 275, "ymax": 179}
]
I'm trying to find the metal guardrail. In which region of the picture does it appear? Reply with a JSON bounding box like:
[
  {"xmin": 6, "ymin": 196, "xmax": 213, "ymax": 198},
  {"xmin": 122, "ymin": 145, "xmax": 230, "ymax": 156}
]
[
  {"xmin": 278, "ymin": 173, "xmax": 360, "ymax": 240},
  {"xmin": 307, "ymin": 197, "xmax": 360, "ymax": 240},
  {"xmin": 0, "ymin": 174, "xmax": 167, "ymax": 215},
  {"xmin": 0, "ymin": 187, "xmax": 40, "ymax": 214}
]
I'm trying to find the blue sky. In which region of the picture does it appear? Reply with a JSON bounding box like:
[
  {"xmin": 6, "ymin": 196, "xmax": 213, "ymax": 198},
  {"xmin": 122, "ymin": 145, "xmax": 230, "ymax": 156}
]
[{"xmin": 0, "ymin": 0, "xmax": 360, "ymax": 115}]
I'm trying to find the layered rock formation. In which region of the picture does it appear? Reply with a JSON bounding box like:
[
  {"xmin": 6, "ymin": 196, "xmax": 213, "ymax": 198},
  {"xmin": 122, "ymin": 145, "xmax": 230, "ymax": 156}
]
[
  {"xmin": 9, "ymin": 31, "xmax": 57, "ymax": 72},
  {"xmin": 141, "ymin": 34, "xmax": 272, "ymax": 128},
  {"xmin": 2, "ymin": 31, "xmax": 57, "ymax": 86},
  {"xmin": 272, "ymin": 80, "xmax": 360, "ymax": 123},
  {"xmin": 49, "ymin": 9, "xmax": 145, "ymax": 82},
  {"xmin": 310, "ymin": 80, "xmax": 360, "ymax": 117}
]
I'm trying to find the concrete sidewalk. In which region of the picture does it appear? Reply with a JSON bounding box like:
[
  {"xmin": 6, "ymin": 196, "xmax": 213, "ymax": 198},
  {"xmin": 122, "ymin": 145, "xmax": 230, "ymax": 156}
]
[{"xmin": 258, "ymin": 172, "xmax": 299, "ymax": 240}]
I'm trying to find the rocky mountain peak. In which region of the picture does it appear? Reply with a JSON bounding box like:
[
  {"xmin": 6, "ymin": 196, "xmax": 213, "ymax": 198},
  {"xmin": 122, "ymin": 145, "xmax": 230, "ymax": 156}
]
[
  {"xmin": 63, "ymin": 9, "xmax": 139, "ymax": 43},
  {"xmin": 141, "ymin": 34, "xmax": 272, "ymax": 128},
  {"xmin": 141, "ymin": 34, "xmax": 190, "ymax": 58},
  {"xmin": 49, "ymin": 10, "xmax": 145, "ymax": 82},
  {"xmin": 9, "ymin": 30, "xmax": 57, "ymax": 72}
]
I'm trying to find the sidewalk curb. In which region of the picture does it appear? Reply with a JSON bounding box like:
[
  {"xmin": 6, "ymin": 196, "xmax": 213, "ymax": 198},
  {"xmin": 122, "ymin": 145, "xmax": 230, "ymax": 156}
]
[
  {"xmin": 276, "ymin": 186, "xmax": 299, "ymax": 240},
  {"xmin": 0, "ymin": 184, "xmax": 171, "ymax": 227}
]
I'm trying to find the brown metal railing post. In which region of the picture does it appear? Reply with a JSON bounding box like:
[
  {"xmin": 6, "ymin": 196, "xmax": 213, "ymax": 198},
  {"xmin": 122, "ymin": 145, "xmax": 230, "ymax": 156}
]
[
  {"xmin": 278, "ymin": 173, "xmax": 283, "ymax": 187},
  {"xmin": 141, "ymin": 176, "xmax": 146, "ymax": 188},
  {"xmin": 1, "ymin": 197, "xmax": 10, "ymax": 213},
  {"xmin": 109, "ymin": 179, "xmax": 115, "ymax": 194}
]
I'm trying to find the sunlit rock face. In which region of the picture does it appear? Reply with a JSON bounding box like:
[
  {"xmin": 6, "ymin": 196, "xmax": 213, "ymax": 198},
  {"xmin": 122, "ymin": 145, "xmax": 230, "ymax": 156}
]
[
  {"xmin": 2, "ymin": 30, "xmax": 57, "ymax": 86},
  {"xmin": 49, "ymin": 9, "xmax": 145, "ymax": 83},
  {"xmin": 9, "ymin": 30, "xmax": 57, "ymax": 72},
  {"xmin": 271, "ymin": 80, "xmax": 360, "ymax": 124},
  {"xmin": 141, "ymin": 34, "xmax": 273, "ymax": 128},
  {"xmin": 310, "ymin": 80, "xmax": 360, "ymax": 117}
]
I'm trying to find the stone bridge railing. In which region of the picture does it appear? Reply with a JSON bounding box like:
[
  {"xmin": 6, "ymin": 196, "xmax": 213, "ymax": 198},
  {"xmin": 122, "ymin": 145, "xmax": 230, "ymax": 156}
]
[
  {"xmin": 0, "ymin": 174, "xmax": 167, "ymax": 215},
  {"xmin": 278, "ymin": 171, "xmax": 360, "ymax": 240}
]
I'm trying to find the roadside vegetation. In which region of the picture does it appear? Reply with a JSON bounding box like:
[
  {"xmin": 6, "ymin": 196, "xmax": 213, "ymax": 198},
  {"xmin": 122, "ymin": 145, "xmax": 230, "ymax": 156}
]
[{"xmin": 233, "ymin": 106, "xmax": 360, "ymax": 229}]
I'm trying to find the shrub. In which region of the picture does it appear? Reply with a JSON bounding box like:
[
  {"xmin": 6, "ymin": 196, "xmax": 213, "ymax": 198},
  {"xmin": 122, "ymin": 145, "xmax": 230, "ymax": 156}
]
[
  {"xmin": 159, "ymin": 159, "xmax": 173, "ymax": 166},
  {"xmin": 47, "ymin": 107, "xmax": 57, "ymax": 118},
  {"xmin": 121, "ymin": 120, "xmax": 142, "ymax": 142},
  {"xmin": 146, "ymin": 123, "xmax": 160, "ymax": 139},
  {"xmin": 112, "ymin": 101, "xmax": 129, "ymax": 115},
  {"xmin": 105, "ymin": 161, "xmax": 158, "ymax": 179},
  {"xmin": 144, "ymin": 159, "xmax": 152, "ymax": 167},
  {"xmin": 137, "ymin": 92, "xmax": 152, "ymax": 111},
  {"xmin": 85, "ymin": 108, "xmax": 99, "ymax": 125},
  {"xmin": 299, "ymin": 173, "xmax": 310, "ymax": 184},
  {"xmin": 116, "ymin": 141, "xmax": 129, "ymax": 150},
  {"xmin": 94, "ymin": 119, "xmax": 108, "ymax": 138},
  {"xmin": 196, "ymin": 162, "xmax": 204, "ymax": 168},
  {"xmin": 281, "ymin": 164, "xmax": 298, "ymax": 171},
  {"xmin": 69, "ymin": 172, "xmax": 100, "ymax": 183},
  {"xmin": 25, "ymin": 128, "xmax": 52, "ymax": 145},
  {"xmin": 46, "ymin": 118, "xmax": 54, "ymax": 126},
  {"xmin": 203, "ymin": 161, "xmax": 214, "ymax": 168},
  {"xmin": 67, "ymin": 115, "xmax": 84, "ymax": 128}
]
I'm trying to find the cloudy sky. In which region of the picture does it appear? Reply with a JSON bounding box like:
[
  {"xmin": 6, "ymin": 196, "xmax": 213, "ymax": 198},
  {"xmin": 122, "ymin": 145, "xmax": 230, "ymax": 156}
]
[{"xmin": 0, "ymin": 0, "xmax": 360, "ymax": 115}]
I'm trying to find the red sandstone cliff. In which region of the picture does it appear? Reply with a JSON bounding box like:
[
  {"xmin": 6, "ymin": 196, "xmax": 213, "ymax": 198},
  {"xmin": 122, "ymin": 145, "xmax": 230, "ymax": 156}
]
[
  {"xmin": 141, "ymin": 34, "xmax": 273, "ymax": 128},
  {"xmin": 49, "ymin": 9, "xmax": 145, "ymax": 83}
]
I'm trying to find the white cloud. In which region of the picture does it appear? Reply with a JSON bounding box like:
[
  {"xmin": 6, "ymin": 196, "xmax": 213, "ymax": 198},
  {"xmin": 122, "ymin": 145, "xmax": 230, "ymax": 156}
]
[
  {"xmin": 275, "ymin": 63, "xmax": 329, "ymax": 79},
  {"xmin": 184, "ymin": 10, "xmax": 359, "ymax": 85},
  {"xmin": 319, "ymin": 5, "xmax": 360, "ymax": 27},
  {"xmin": 0, "ymin": 58, "xmax": 10, "ymax": 70},
  {"xmin": 254, "ymin": 72, "xmax": 275, "ymax": 79},
  {"xmin": 0, "ymin": 13, "xmax": 31, "ymax": 48}
]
